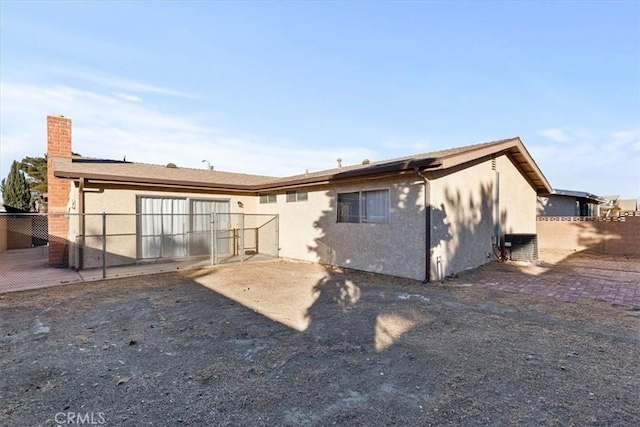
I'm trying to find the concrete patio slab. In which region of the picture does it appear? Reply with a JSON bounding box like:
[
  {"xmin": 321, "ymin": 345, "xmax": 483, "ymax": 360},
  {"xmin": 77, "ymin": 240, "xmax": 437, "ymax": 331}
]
[{"xmin": 0, "ymin": 246, "xmax": 277, "ymax": 294}]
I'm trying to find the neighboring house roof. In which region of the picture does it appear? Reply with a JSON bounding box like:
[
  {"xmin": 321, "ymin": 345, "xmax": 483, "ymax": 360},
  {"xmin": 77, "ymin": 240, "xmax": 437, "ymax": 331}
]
[
  {"xmin": 549, "ymin": 189, "xmax": 607, "ymax": 204},
  {"xmin": 53, "ymin": 137, "xmax": 552, "ymax": 195}
]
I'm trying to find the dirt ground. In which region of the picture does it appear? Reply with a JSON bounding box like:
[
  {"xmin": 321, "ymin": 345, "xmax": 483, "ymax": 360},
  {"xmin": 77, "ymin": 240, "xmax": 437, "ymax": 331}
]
[{"xmin": 1, "ymin": 258, "xmax": 639, "ymax": 426}]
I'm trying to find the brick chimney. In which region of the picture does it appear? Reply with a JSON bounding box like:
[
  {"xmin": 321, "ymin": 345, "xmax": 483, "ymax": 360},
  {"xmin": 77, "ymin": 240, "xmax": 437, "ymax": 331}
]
[{"xmin": 47, "ymin": 115, "xmax": 72, "ymax": 266}]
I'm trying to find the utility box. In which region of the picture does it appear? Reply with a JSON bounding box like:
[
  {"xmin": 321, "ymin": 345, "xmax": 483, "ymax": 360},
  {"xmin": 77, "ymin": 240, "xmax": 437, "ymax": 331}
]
[{"xmin": 504, "ymin": 234, "xmax": 538, "ymax": 262}]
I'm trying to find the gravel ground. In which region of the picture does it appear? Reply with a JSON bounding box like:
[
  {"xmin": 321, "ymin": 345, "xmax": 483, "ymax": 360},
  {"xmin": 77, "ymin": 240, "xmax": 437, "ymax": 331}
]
[{"xmin": 1, "ymin": 259, "xmax": 639, "ymax": 426}]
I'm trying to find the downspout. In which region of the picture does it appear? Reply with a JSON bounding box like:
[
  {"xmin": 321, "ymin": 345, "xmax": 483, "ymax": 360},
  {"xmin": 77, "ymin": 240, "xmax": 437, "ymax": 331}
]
[
  {"xmin": 78, "ymin": 177, "xmax": 85, "ymax": 271},
  {"xmin": 415, "ymin": 168, "xmax": 431, "ymax": 283}
]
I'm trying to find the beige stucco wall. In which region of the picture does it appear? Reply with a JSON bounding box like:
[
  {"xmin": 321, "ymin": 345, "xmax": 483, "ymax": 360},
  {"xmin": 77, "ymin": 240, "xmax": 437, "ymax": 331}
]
[
  {"xmin": 256, "ymin": 175, "xmax": 427, "ymax": 281},
  {"xmin": 81, "ymin": 187, "xmax": 257, "ymax": 215},
  {"xmin": 427, "ymin": 154, "xmax": 536, "ymax": 280},
  {"xmin": 496, "ymin": 155, "xmax": 536, "ymax": 234}
]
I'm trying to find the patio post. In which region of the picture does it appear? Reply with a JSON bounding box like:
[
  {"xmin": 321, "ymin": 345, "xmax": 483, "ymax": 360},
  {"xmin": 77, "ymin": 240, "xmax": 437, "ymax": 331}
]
[
  {"xmin": 102, "ymin": 212, "xmax": 106, "ymax": 279},
  {"xmin": 210, "ymin": 212, "xmax": 216, "ymax": 266},
  {"xmin": 240, "ymin": 213, "xmax": 245, "ymax": 263},
  {"xmin": 275, "ymin": 214, "xmax": 279, "ymax": 258}
]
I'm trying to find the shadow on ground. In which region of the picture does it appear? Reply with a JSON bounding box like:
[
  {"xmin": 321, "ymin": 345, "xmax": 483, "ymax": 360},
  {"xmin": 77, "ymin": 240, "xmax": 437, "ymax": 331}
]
[{"xmin": 1, "ymin": 261, "xmax": 638, "ymax": 426}]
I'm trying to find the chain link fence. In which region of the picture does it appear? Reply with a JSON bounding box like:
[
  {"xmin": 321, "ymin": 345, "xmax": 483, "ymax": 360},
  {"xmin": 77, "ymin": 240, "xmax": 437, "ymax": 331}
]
[{"xmin": 0, "ymin": 212, "xmax": 279, "ymax": 293}]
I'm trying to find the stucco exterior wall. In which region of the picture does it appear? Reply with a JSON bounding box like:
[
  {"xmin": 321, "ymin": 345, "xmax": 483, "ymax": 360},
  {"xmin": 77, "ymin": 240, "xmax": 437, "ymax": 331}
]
[
  {"xmin": 537, "ymin": 195, "xmax": 579, "ymax": 217},
  {"xmin": 428, "ymin": 159, "xmax": 495, "ymax": 280},
  {"xmin": 496, "ymin": 155, "xmax": 536, "ymax": 234},
  {"xmin": 80, "ymin": 187, "xmax": 257, "ymax": 215},
  {"xmin": 256, "ymin": 175, "xmax": 427, "ymax": 281},
  {"xmin": 427, "ymin": 154, "xmax": 536, "ymax": 280}
]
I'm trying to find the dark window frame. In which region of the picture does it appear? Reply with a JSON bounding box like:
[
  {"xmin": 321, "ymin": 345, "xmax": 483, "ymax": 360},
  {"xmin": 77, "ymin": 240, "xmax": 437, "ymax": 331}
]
[
  {"xmin": 286, "ymin": 190, "xmax": 309, "ymax": 203},
  {"xmin": 259, "ymin": 193, "xmax": 277, "ymax": 204},
  {"xmin": 337, "ymin": 189, "xmax": 390, "ymax": 224}
]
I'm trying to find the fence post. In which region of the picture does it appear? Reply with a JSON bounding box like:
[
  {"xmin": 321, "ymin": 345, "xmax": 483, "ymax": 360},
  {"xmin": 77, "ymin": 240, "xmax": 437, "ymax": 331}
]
[
  {"xmin": 240, "ymin": 213, "xmax": 245, "ymax": 262},
  {"xmin": 210, "ymin": 212, "xmax": 216, "ymax": 266},
  {"xmin": 102, "ymin": 212, "xmax": 106, "ymax": 279},
  {"xmin": 275, "ymin": 214, "xmax": 279, "ymax": 258}
]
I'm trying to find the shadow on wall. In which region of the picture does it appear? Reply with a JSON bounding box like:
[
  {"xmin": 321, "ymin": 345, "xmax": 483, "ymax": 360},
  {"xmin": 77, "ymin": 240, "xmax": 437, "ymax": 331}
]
[
  {"xmin": 305, "ymin": 180, "xmax": 508, "ymax": 282},
  {"xmin": 306, "ymin": 180, "xmax": 457, "ymax": 280},
  {"xmin": 433, "ymin": 182, "xmax": 506, "ymax": 279},
  {"xmin": 536, "ymin": 196, "xmax": 567, "ymax": 217},
  {"xmin": 0, "ymin": 215, "xmax": 48, "ymax": 253}
]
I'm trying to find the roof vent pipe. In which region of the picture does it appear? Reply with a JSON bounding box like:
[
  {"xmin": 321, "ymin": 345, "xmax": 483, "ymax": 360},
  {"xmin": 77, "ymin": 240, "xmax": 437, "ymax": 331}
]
[
  {"xmin": 202, "ymin": 160, "xmax": 214, "ymax": 171},
  {"xmin": 337, "ymin": 158, "xmax": 343, "ymax": 168}
]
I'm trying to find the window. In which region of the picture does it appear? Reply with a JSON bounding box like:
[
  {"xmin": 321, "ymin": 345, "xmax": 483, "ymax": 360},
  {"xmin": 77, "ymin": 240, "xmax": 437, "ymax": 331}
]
[
  {"xmin": 259, "ymin": 193, "xmax": 277, "ymax": 204},
  {"xmin": 286, "ymin": 190, "xmax": 308, "ymax": 203},
  {"xmin": 362, "ymin": 190, "xmax": 389, "ymax": 223},
  {"xmin": 337, "ymin": 189, "xmax": 389, "ymax": 223}
]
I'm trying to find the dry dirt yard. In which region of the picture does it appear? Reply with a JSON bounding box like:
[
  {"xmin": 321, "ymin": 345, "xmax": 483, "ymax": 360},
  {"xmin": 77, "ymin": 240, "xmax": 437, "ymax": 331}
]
[{"xmin": 1, "ymin": 259, "xmax": 639, "ymax": 426}]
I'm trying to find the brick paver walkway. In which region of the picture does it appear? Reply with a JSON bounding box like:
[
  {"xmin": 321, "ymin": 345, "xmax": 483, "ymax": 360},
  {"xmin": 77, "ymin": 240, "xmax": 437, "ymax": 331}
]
[{"xmin": 464, "ymin": 252, "xmax": 640, "ymax": 309}]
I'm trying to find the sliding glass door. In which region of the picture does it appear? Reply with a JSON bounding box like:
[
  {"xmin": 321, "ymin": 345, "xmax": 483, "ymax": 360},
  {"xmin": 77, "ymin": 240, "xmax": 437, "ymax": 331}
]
[{"xmin": 138, "ymin": 197, "xmax": 231, "ymax": 260}]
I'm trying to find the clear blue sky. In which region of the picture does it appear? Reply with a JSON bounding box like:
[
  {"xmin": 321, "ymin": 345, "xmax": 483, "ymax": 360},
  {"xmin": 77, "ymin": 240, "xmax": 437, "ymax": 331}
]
[{"xmin": 1, "ymin": 1, "xmax": 638, "ymax": 198}]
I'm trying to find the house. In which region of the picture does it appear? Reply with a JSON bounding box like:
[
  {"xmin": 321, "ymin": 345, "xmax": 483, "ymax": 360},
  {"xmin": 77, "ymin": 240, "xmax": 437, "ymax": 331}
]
[
  {"xmin": 599, "ymin": 196, "xmax": 638, "ymax": 217},
  {"xmin": 618, "ymin": 199, "xmax": 639, "ymax": 213},
  {"xmin": 47, "ymin": 115, "xmax": 552, "ymax": 281},
  {"xmin": 537, "ymin": 189, "xmax": 606, "ymax": 218}
]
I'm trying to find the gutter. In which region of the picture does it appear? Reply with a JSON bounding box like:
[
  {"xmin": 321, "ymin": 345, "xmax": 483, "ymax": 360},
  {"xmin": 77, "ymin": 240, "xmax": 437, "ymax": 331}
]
[{"xmin": 415, "ymin": 168, "xmax": 431, "ymax": 283}]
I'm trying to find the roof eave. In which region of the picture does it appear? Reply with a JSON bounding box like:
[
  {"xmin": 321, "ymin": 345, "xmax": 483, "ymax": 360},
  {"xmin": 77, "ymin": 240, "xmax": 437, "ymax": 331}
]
[
  {"xmin": 439, "ymin": 137, "xmax": 553, "ymax": 195},
  {"xmin": 54, "ymin": 157, "xmax": 443, "ymax": 192}
]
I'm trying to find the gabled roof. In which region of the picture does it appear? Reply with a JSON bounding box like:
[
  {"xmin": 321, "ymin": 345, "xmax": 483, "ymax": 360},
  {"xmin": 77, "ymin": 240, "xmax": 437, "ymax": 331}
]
[{"xmin": 53, "ymin": 137, "xmax": 552, "ymax": 194}]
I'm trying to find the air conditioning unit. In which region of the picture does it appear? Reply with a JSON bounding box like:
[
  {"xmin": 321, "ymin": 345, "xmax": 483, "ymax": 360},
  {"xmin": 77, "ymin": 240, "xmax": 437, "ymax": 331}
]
[{"xmin": 503, "ymin": 234, "xmax": 538, "ymax": 262}]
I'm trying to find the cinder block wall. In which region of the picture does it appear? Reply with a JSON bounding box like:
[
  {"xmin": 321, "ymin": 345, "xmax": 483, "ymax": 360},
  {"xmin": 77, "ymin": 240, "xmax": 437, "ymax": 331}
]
[
  {"xmin": 0, "ymin": 216, "xmax": 7, "ymax": 253},
  {"xmin": 537, "ymin": 215, "xmax": 640, "ymax": 256},
  {"xmin": 47, "ymin": 115, "xmax": 72, "ymax": 266},
  {"xmin": 7, "ymin": 217, "xmax": 33, "ymax": 249}
]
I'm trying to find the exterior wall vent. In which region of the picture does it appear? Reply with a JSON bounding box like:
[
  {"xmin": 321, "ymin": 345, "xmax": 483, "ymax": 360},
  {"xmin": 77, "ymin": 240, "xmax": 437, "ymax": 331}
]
[{"xmin": 504, "ymin": 234, "xmax": 538, "ymax": 262}]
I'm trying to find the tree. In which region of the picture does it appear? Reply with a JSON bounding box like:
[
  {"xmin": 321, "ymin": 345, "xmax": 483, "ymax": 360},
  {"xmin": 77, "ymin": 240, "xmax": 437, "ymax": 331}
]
[
  {"xmin": 19, "ymin": 155, "xmax": 48, "ymax": 211},
  {"xmin": 2, "ymin": 161, "xmax": 33, "ymax": 211},
  {"xmin": 19, "ymin": 155, "xmax": 48, "ymax": 195}
]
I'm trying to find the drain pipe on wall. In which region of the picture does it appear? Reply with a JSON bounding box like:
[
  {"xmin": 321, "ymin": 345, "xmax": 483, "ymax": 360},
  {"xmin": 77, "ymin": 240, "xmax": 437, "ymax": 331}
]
[{"xmin": 415, "ymin": 168, "xmax": 431, "ymax": 283}]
